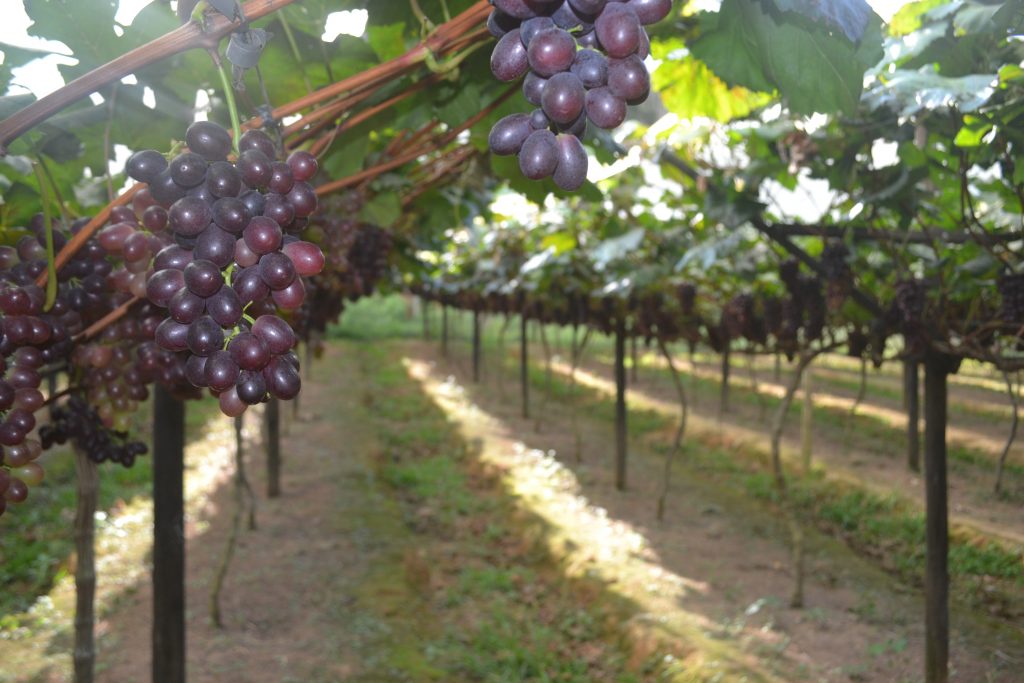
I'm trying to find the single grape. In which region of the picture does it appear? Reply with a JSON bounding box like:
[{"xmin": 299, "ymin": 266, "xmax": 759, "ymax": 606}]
[
  {"xmin": 235, "ymin": 370, "xmax": 267, "ymax": 405},
  {"xmin": 194, "ymin": 226, "xmax": 236, "ymax": 268},
  {"xmin": 252, "ymin": 315, "xmax": 296, "ymax": 355},
  {"xmin": 282, "ymin": 241, "xmax": 325, "ymax": 276},
  {"xmin": 258, "ymin": 252, "xmax": 296, "ymax": 290},
  {"xmin": 271, "ymin": 277, "xmax": 306, "ymax": 310},
  {"xmin": 522, "ymin": 72, "xmax": 548, "ymax": 106},
  {"xmin": 212, "ymin": 197, "xmax": 250, "ymax": 234},
  {"xmin": 627, "ymin": 0, "xmax": 672, "ymax": 24},
  {"xmin": 553, "ymin": 134, "xmax": 589, "ymax": 190},
  {"xmin": 206, "ymin": 161, "xmax": 242, "ymax": 198},
  {"xmin": 126, "ymin": 149, "xmax": 168, "ymax": 184},
  {"xmin": 228, "ymin": 331, "xmax": 270, "ymax": 371},
  {"xmin": 268, "ymin": 162, "xmax": 295, "ymax": 195},
  {"xmin": 571, "ymin": 48, "xmax": 608, "ymax": 88},
  {"xmin": 595, "ymin": 4, "xmax": 642, "ymax": 58},
  {"xmin": 521, "ymin": 16, "xmax": 555, "ymax": 46},
  {"xmin": 608, "ymin": 54, "xmax": 650, "ymax": 103},
  {"xmin": 148, "ymin": 170, "xmax": 187, "ymax": 208},
  {"xmin": 185, "ymin": 354, "xmax": 208, "ymax": 387},
  {"xmin": 489, "ymin": 114, "xmax": 534, "ymax": 156},
  {"xmin": 205, "ymin": 349, "xmax": 240, "ymax": 392},
  {"xmin": 185, "ymin": 121, "xmax": 232, "ymax": 161},
  {"xmin": 239, "ymin": 128, "xmax": 277, "ymax": 159},
  {"xmin": 286, "ymin": 182, "xmax": 318, "ymax": 218},
  {"xmin": 541, "ymin": 72, "xmax": 585, "ymax": 125},
  {"xmin": 154, "ymin": 245, "xmax": 193, "ymax": 271},
  {"xmin": 184, "ymin": 259, "xmax": 224, "ymax": 298},
  {"xmin": 142, "ymin": 205, "xmax": 169, "ymax": 232},
  {"xmin": 169, "ymin": 197, "xmax": 213, "ymax": 238},
  {"xmin": 169, "ymin": 152, "xmax": 208, "ymax": 188},
  {"xmin": 169, "ymin": 288, "xmax": 206, "ymax": 324},
  {"xmin": 234, "ymin": 238, "xmax": 260, "ymax": 268},
  {"xmin": 155, "ymin": 318, "xmax": 189, "ymax": 352},
  {"xmin": 243, "ymin": 216, "xmax": 283, "ymax": 255},
  {"xmin": 232, "ymin": 266, "xmax": 270, "ymax": 306},
  {"xmin": 238, "ymin": 149, "xmax": 274, "ymax": 189},
  {"xmin": 487, "ymin": 9, "xmax": 519, "ymax": 38},
  {"xmin": 265, "ymin": 357, "xmax": 301, "ymax": 400},
  {"xmin": 218, "ymin": 386, "xmax": 248, "ymax": 417},
  {"xmin": 491, "ymin": 29, "xmax": 530, "ymax": 82},
  {"xmin": 527, "ymin": 27, "xmax": 576, "ymax": 77},
  {"xmin": 570, "ymin": 0, "xmax": 608, "ymax": 14},
  {"xmin": 585, "ymin": 87, "xmax": 627, "ymax": 128},
  {"xmin": 186, "ymin": 315, "xmax": 225, "ymax": 356},
  {"xmin": 262, "ymin": 194, "xmax": 296, "ymax": 228},
  {"xmin": 146, "ymin": 269, "xmax": 186, "ymax": 308},
  {"xmin": 287, "ymin": 150, "xmax": 319, "ymax": 182},
  {"xmin": 207, "ymin": 285, "xmax": 243, "ymax": 327},
  {"xmin": 519, "ymin": 129, "xmax": 559, "ymax": 179}
]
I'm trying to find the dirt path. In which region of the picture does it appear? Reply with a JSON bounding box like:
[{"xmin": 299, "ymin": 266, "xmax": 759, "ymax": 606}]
[
  {"xmin": 413, "ymin": 340, "xmax": 1023, "ymax": 682},
  {"xmin": 539, "ymin": 345, "xmax": 1024, "ymax": 550}
]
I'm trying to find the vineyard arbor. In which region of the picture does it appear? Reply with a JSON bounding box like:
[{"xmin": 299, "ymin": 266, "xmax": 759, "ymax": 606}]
[{"xmin": 1, "ymin": 1, "xmax": 1023, "ymax": 683}]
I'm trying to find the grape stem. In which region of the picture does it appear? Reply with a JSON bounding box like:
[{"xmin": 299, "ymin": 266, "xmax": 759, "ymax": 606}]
[
  {"xmin": 74, "ymin": 295, "xmax": 143, "ymax": 342},
  {"xmin": 212, "ymin": 51, "xmax": 242, "ymax": 156},
  {"xmin": 31, "ymin": 160, "xmax": 59, "ymax": 310}
]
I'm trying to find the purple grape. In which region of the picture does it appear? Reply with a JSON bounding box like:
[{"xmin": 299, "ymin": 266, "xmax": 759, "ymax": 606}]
[
  {"xmin": 186, "ymin": 316, "xmax": 224, "ymax": 356},
  {"xmin": 168, "ymin": 197, "xmax": 213, "ymax": 238},
  {"xmin": 265, "ymin": 357, "xmax": 301, "ymax": 400},
  {"xmin": 627, "ymin": 0, "xmax": 672, "ymax": 24},
  {"xmin": 126, "ymin": 149, "xmax": 168, "ymax": 184},
  {"xmin": 184, "ymin": 259, "xmax": 224, "ymax": 298},
  {"xmin": 185, "ymin": 354, "xmax": 208, "ymax": 387},
  {"xmin": 243, "ymin": 216, "xmax": 283, "ymax": 255},
  {"xmin": 155, "ymin": 318, "xmax": 189, "ymax": 352},
  {"xmin": 521, "ymin": 16, "xmax": 555, "ymax": 46},
  {"xmin": 541, "ymin": 72, "xmax": 585, "ymax": 125},
  {"xmin": 489, "ymin": 114, "xmax": 534, "ymax": 156},
  {"xmin": 235, "ymin": 370, "xmax": 267, "ymax": 405},
  {"xmin": 595, "ymin": 3, "xmax": 642, "ymax": 58},
  {"xmin": 207, "ymin": 285, "xmax": 243, "ymax": 327},
  {"xmin": 239, "ymin": 128, "xmax": 277, "ymax": 159},
  {"xmin": 149, "ymin": 170, "xmax": 187, "ymax": 208},
  {"xmin": 487, "ymin": 9, "xmax": 519, "ymax": 38},
  {"xmin": 169, "ymin": 288, "xmax": 206, "ymax": 324},
  {"xmin": 185, "ymin": 121, "xmax": 231, "ymax": 161},
  {"xmin": 553, "ymin": 134, "xmax": 589, "ymax": 190},
  {"xmin": 571, "ymin": 49, "xmax": 608, "ymax": 88},
  {"xmin": 146, "ymin": 269, "xmax": 186, "ymax": 308},
  {"xmin": 491, "ymin": 29, "xmax": 530, "ymax": 82},
  {"xmin": 585, "ymin": 87, "xmax": 627, "ymax": 128},
  {"xmin": 258, "ymin": 252, "xmax": 296, "ymax": 290},
  {"xmin": 228, "ymin": 331, "xmax": 270, "ymax": 371},
  {"xmin": 169, "ymin": 152, "xmax": 208, "ymax": 188},
  {"xmin": 206, "ymin": 161, "xmax": 242, "ymax": 198},
  {"xmin": 608, "ymin": 54, "xmax": 650, "ymax": 103},
  {"xmin": 238, "ymin": 149, "xmax": 273, "ymax": 189},
  {"xmin": 154, "ymin": 245, "xmax": 192, "ymax": 271},
  {"xmin": 267, "ymin": 162, "xmax": 295, "ymax": 195},
  {"xmin": 271, "ymin": 277, "xmax": 305, "ymax": 310},
  {"xmin": 523, "ymin": 72, "xmax": 548, "ymax": 106},
  {"xmin": 518, "ymin": 129, "xmax": 559, "ymax": 179},
  {"xmin": 527, "ymin": 28, "xmax": 576, "ymax": 77},
  {"xmin": 287, "ymin": 151, "xmax": 319, "ymax": 182},
  {"xmin": 195, "ymin": 226, "xmax": 236, "ymax": 268},
  {"xmin": 262, "ymin": 194, "xmax": 296, "ymax": 228},
  {"xmin": 282, "ymin": 241, "xmax": 325, "ymax": 276},
  {"xmin": 233, "ymin": 266, "xmax": 270, "ymax": 306},
  {"xmin": 205, "ymin": 350, "xmax": 240, "ymax": 392},
  {"xmin": 212, "ymin": 197, "xmax": 250, "ymax": 234},
  {"xmin": 252, "ymin": 315, "xmax": 296, "ymax": 355},
  {"xmin": 286, "ymin": 181, "xmax": 318, "ymax": 218}
]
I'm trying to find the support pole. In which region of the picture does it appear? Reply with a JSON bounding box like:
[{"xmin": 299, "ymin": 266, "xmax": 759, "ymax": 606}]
[
  {"xmin": 800, "ymin": 365, "xmax": 814, "ymax": 474},
  {"xmin": 720, "ymin": 343, "xmax": 731, "ymax": 417},
  {"xmin": 520, "ymin": 314, "xmax": 529, "ymax": 419},
  {"xmin": 153, "ymin": 386, "xmax": 185, "ymax": 683},
  {"xmin": 630, "ymin": 334, "xmax": 638, "ymax": 383},
  {"xmin": 905, "ymin": 359, "xmax": 921, "ymax": 472},
  {"xmin": 923, "ymin": 354, "xmax": 950, "ymax": 683},
  {"xmin": 73, "ymin": 446, "xmax": 98, "ymax": 683},
  {"xmin": 441, "ymin": 305, "xmax": 449, "ymax": 358},
  {"xmin": 615, "ymin": 318, "xmax": 628, "ymax": 491},
  {"xmin": 422, "ymin": 298, "xmax": 430, "ymax": 340},
  {"xmin": 266, "ymin": 398, "xmax": 281, "ymax": 498},
  {"xmin": 472, "ymin": 310, "xmax": 481, "ymax": 383}
]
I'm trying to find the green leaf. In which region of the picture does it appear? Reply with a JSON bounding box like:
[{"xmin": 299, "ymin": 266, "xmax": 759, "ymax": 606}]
[
  {"xmin": 367, "ymin": 23, "xmax": 407, "ymax": 63},
  {"xmin": 359, "ymin": 191, "xmax": 401, "ymax": 226},
  {"xmin": 888, "ymin": 0, "xmax": 948, "ymax": 35},
  {"xmin": 768, "ymin": 0, "xmax": 876, "ymax": 42},
  {"xmin": 691, "ymin": 0, "xmax": 884, "ymax": 115},
  {"xmin": 953, "ymin": 114, "xmax": 993, "ymax": 147},
  {"xmin": 863, "ymin": 69, "xmax": 997, "ymax": 117}
]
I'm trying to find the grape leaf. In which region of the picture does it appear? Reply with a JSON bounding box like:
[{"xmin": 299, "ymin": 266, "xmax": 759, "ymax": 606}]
[
  {"xmin": 768, "ymin": 0, "xmax": 876, "ymax": 42},
  {"xmin": 359, "ymin": 191, "xmax": 401, "ymax": 226},
  {"xmin": 691, "ymin": 0, "xmax": 884, "ymax": 115}
]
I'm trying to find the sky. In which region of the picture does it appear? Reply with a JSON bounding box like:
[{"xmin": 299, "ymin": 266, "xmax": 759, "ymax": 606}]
[{"xmin": 0, "ymin": 0, "xmax": 913, "ymax": 99}]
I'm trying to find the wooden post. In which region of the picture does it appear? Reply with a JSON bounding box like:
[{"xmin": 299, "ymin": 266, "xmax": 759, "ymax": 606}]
[
  {"xmin": 905, "ymin": 359, "xmax": 921, "ymax": 472},
  {"xmin": 266, "ymin": 398, "xmax": 281, "ymax": 498},
  {"xmin": 719, "ymin": 343, "xmax": 731, "ymax": 417},
  {"xmin": 152, "ymin": 385, "xmax": 185, "ymax": 683},
  {"xmin": 472, "ymin": 310, "xmax": 481, "ymax": 383},
  {"xmin": 73, "ymin": 446, "xmax": 98, "ymax": 683},
  {"xmin": 614, "ymin": 318, "xmax": 628, "ymax": 491},
  {"xmin": 441, "ymin": 306, "xmax": 449, "ymax": 357},
  {"xmin": 923, "ymin": 354, "xmax": 950, "ymax": 683},
  {"xmin": 800, "ymin": 365, "xmax": 814, "ymax": 474},
  {"xmin": 422, "ymin": 298, "xmax": 430, "ymax": 340},
  {"xmin": 520, "ymin": 314, "xmax": 529, "ymax": 419},
  {"xmin": 630, "ymin": 334, "xmax": 638, "ymax": 383}
]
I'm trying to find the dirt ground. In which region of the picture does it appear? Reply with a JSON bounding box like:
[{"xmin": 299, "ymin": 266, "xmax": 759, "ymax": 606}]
[
  {"xmin": 7, "ymin": 337, "xmax": 1022, "ymax": 682},
  {"xmin": 417, "ymin": 339, "xmax": 1024, "ymax": 682}
]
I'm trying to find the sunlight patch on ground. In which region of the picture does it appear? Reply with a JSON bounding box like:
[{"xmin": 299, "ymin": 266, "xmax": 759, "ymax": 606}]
[
  {"xmin": 0, "ymin": 408, "xmax": 240, "ymax": 681},
  {"xmin": 406, "ymin": 358, "xmax": 789, "ymax": 683}
]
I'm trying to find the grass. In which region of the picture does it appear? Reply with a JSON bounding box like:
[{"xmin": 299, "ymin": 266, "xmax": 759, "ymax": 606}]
[
  {"xmin": 0, "ymin": 393, "xmax": 222, "ymax": 621},
  {"xmin": 481, "ymin": 326, "xmax": 1024, "ymax": 617},
  {"xmin": 354, "ymin": 341, "xmax": 645, "ymax": 682}
]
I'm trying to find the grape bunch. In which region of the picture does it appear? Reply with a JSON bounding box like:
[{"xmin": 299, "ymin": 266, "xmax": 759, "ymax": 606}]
[
  {"xmin": 41, "ymin": 396, "xmax": 148, "ymax": 467},
  {"xmin": 998, "ymin": 273, "xmax": 1024, "ymax": 328},
  {"xmin": 130, "ymin": 122, "xmax": 325, "ymax": 416},
  {"xmin": 487, "ymin": 0, "xmax": 672, "ymax": 190},
  {"xmin": 889, "ymin": 279, "xmax": 928, "ymax": 353},
  {"xmin": 820, "ymin": 240, "xmax": 852, "ymax": 312},
  {"xmin": 0, "ymin": 344, "xmax": 47, "ymax": 518}
]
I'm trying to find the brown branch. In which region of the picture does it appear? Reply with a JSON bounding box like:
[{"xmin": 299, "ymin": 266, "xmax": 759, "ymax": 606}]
[
  {"xmin": 0, "ymin": 0, "xmax": 301, "ymax": 152},
  {"xmin": 74, "ymin": 295, "xmax": 143, "ymax": 341},
  {"xmin": 314, "ymin": 85, "xmax": 515, "ymax": 197}
]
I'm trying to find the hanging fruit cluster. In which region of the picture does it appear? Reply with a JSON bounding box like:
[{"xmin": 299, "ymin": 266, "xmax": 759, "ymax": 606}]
[{"xmin": 486, "ymin": 0, "xmax": 672, "ymax": 190}]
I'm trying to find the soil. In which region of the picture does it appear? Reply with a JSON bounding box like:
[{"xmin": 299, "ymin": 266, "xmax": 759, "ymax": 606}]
[
  {"xmin": 415, "ymin": 339, "xmax": 1024, "ymax": 682},
  {"xmin": 7, "ymin": 337, "xmax": 1021, "ymax": 682}
]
